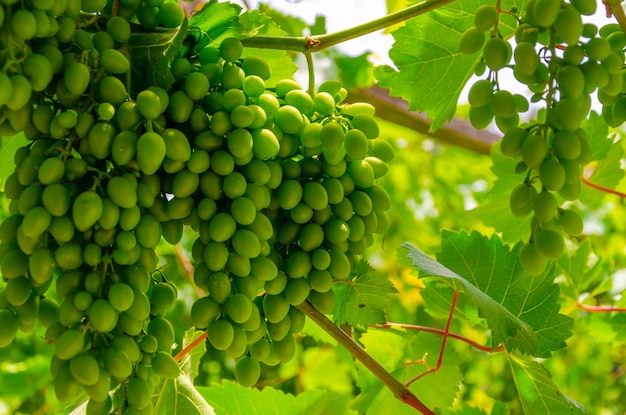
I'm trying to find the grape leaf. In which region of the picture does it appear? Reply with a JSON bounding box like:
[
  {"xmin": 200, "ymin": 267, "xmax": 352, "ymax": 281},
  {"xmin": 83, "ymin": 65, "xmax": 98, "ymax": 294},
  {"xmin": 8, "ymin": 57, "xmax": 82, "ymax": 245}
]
[
  {"xmin": 334, "ymin": 52, "xmax": 376, "ymax": 90},
  {"xmin": 508, "ymin": 354, "xmax": 586, "ymax": 414},
  {"xmin": 374, "ymin": 0, "xmax": 519, "ymax": 131},
  {"xmin": 258, "ymin": 3, "xmax": 308, "ymax": 36},
  {"xmin": 238, "ymin": 10, "xmax": 298, "ymax": 87},
  {"xmin": 579, "ymin": 139, "xmax": 624, "ymax": 204},
  {"xmin": 180, "ymin": 328, "xmax": 207, "ymax": 379},
  {"xmin": 402, "ymin": 230, "xmax": 573, "ymax": 357},
  {"xmin": 187, "ymin": 0, "xmax": 242, "ymax": 52},
  {"xmin": 197, "ymin": 381, "xmax": 339, "ymax": 415},
  {"xmin": 470, "ymin": 142, "xmax": 533, "ymax": 243},
  {"xmin": 333, "ymin": 261, "xmax": 397, "ymax": 326},
  {"xmin": 352, "ymin": 330, "xmax": 462, "ymax": 413},
  {"xmin": 153, "ymin": 376, "xmax": 216, "ymax": 415},
  {"xmin": 583, "ymin": 111, "xmax": 611, "ymax": 162},
  {"xmin": 441, "ymin": 404, "xmax": 489, "ymax": 415},
  {"xmin": 0, "ymin": 133, "xmax": 28, "ymax": 191}
]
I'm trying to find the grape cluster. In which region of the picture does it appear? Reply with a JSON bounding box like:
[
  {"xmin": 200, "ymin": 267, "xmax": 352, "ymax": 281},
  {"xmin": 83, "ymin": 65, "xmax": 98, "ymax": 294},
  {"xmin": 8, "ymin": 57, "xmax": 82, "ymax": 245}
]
[
  {"xmin": 459, "ymin": 1, "xmax": 611, "ymax": 274},
  {"xmin": 0, "ymin": 0, "xmax": 394, "ymax": 409}
]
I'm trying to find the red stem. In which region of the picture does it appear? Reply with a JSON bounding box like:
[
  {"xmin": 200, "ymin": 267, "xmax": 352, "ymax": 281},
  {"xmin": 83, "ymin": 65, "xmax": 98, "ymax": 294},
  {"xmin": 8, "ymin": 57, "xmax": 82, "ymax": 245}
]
[
  {"xmin": 578, "ymin": 303, "xmax": 626, "ymax": 312},
  {"xmin": 581, "ymin": 175, "xmax": 626, "ymax": 198},
  {"xmin": 174, "ymin": 331, "xmax": 208, "ymax": 362}
]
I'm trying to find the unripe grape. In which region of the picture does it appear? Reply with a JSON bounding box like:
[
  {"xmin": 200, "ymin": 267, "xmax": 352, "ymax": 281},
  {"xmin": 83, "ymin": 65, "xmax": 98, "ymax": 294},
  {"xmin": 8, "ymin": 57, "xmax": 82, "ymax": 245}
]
[
  {"xmin": 483, "ymin": 37, "xmax": 511, "ymax": 71},
  {"xmin": 559, "ymin": 209, "xmax": 584, "ymax": 236},
  {"xmin": 514, "ymin": 42, "xmax": 539, "ymax": 76},
  {"xmin": 555, "ymin": 5, "xmax": 583, "ymax": 45},
  {"xmin": 158, "ymin": 2, "xmax": 185, "ymax": 28},
  {"xmin": 152, "ymin": 351, "xmax": 180, "ymax": 378},
  {"xmin": 533, "ymin": 191, "xmax": 558, "ymax": 222},
  {"xmin": 519, "ymin": 242, "xmax": 548, "ymax": 275},
  {"xmin": 460, "ymin": 27, "xmax": 485, "ymax": 54},
  {"xmin": 474, "ymin": 5, "xmax": 498, "ymax": 32},
  {"xmin": 510, "ymin": 183, "xmax": 537, "ymax": 217},
  {"xmin": 534, "ymin": 229, "xmax": 564, "ymax": 259},
  {"xmin": 571, "ymin": 0, "xmax": 596, "ymax": 15}
]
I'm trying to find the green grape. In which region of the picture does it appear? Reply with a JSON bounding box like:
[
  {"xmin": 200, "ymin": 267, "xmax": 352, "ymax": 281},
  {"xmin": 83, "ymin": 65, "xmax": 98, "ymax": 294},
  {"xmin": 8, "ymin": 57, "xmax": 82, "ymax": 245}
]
[
  {"xmin": 271, "ymin": 335, "xmax": 297, "ymax": 363},
  {"xmin": 491, "ymin": 90, "xmax": 517, "ymax": 118},
  {"xmin": 148, "ymin": 316, "xmax": 175, "ymax": 351},
  {"xmin": 169, "ymin": 91, "xmax": 194, "ymax": 123},
  {"xmin": 231, "ymin": 229, "xmax": 261, "ymax": 259},
  {"xmin": 274, "ymin": 105, "xmax": 304, "ymax": 135},
  {"xmin": 206, "ymin": 271, "xmax": 231, "ymax": 303},
  {"xmin": 250, "ymin": 338, "xmax": 271, "ymax": 361},
  {"xmin": 87, "ymin": 299, "xmax": 118, "ymax": 332},
  {"xmin": 107, "ymin": 176, "xmax": 137, "ymax": 210},
  {"xmin": 55, "ymin": 329, "xmax": 84, "ymax": 360},
  {"xmin": 268, "ymin": 315, "xmax": 291, "ymax": 341},
  {"xmin": 474, "ymin": 5, "xmax": 498, "ymax": 31},
  {"xmin": 521, "ymin": 134, "xmax": 547, "ymax": 168},
  {"xmin": 84, "ymin": 369, "xmax": 111, "ymax": 403},
  {"xmin": 514, "ymin": 42, "xmax": 539, "ymax": 76},
  {"xmin": 152, "ymin": 351, "xmax": 180, "ymax": 378},
  {"xmin": 135, "ymin": 215, "xmax": 162, "ymax": 248},
  {"xmin": 468, "ymin": 80, "xmax": 495, "ymax": 109},
  {"xmin": 72, "ymin": 191, "xmax": 103, "ymax": 232},
  {"xmin": 235, "ymin": 356, "xmax": 261, "ymax": 387},
  {"xmin": 510, "ymin": 183, "xmax": 537, "ymax": 217},
  {"xmin": 135, "ymin": 90, "xmax": 161, "ymax": 120},
  {"xmin": 552, "ymin": 98, "xmax": 584, "ymax": 132},
  {"xmin": 191, "ymin": 297, "xmax": 220, "ymax": 329},
  {"xmin": 137, "ymin": 132, "xmax": 166, "ymax": 174},
  {"xmin": 10, "ymin": 9, "xmax": 37, "ymax": 40},
  {"xmin": 483, "ymin": 37, "xmax": 511, "ymax": 71},
  {"xmin": 499, "ymin": 127, "xmax": 526, "ymax": 157},
  {"xmin": 64, "ymin": 62, "xmax": 91, "ymax": 95},
  {"xmin": 69, "ymin": 354, "xmax": 100, "ymax": 386},
  {"xmin": 158, "ymin": 2, "xmax": 185, "ymax": 28},
  {"xmin": 23, "ymin": 54, "xmax": 53, "ymax": 91},
  {"xmin": 328, "ymin": 249, "xmax": 351, "ymax": 279},
  {"xmin": 250, "ymin": 256, "xmax": 278, "ymax": 281},
  {"xmin": 533, "ymin": 191, "xmax": 558, "ymax": 222},
  {"xmin": 308, "ymin": 290, "xmax": 336, "ymax": 314},
  {"xmin": 586, "ymin": 37, "xmax": 611, "ymax": 61},
  {"xmin": 126, "ymin": 377, "xmax": 152, "ymax": 409},
  {"xmin": 555, "ymin": 5, "xmax": 583, "ymax": 45},
  {"xmin": 581, "ymin": 61, "xmax": 609, "ymax": 92},
  {"xmin": 532, "ymin": 0, "xmax": 560, "ymax": 27},
  {"xmin": 519, "ymin": 242, "xmax": 548, "ymax": 275},
  {"xmin": 225, "ymin": 293, "xmax": 253, "ymax": 324},
  {"xmin": 29, "ymin": 248, "xmax": 55, "ymax": 284},
  {"xmin": 298, "ymin": 223, "xmax": 324, "ymax": 252},
  {"xmin": 559, "ymin": 209, "xmax": 584, "ymax": 236},
  {"xmin": 350, "ymin": 114, "xmax": 379, "ymax": 140},
  {"xmin": 38, "ymin": 298, "xmax": 59, "ymax": 329},
  {"xmin": 571, "ymin": 0, "xmax": 596, "ymax": 14},
  {"xmin": 469, "ymin": 105, "xmax": 494, "ymax": 129},
  {"xmin": 107, "ymin": 283, "xmax": 135, "ymax": 312},
  {"xmin": 262, "ymin": 294, "xmax": 290, "ymax": 323},
  {"xmin": 208, "ymin": 319, "xmax": 235, "ymax": 350},
  {"xmin": 552, "ymin": 130, "xmax": 582, "ymax": 161},
  {"xmin": 284, "ymin": 250, "xmax": 310, "ymax": 279},
  {"xmin": 6, "ymin": 75, "xmax": 32, "ymax": 111},
  {"xmin": 539, "ymin": 158, "xmax": 566, "ymax": 191},
  {"xmin": 107, "ymin": 16, "xmax": 131, "ymax": 43},
  {"xmin": 54, "ymin": 367, "xmax": 81, "ymax": 403},
  {"xmin": 558, "ymin": 65, "xmax": 585, "ymax": 99},
  {"xmin": 0, "ymin": 310, "xmax": 19, "ymax": 347},
  {"xmin": 460, "ymin": 27, "xmax": 485, "ymax": 54},
  {"xmin": 74, "ymin": 291, "xmax": 93, "ymax": 311},
  {"xmin": 534, "ymin": 228, "xmax": 564, "ymax": 259},
  {"xmin": 284, "ymin": 278, "xmax": 310, "ymax": 305},
  {"xmin": 100, "ymin": 49, "xmax": 130, "ymax": 74}
]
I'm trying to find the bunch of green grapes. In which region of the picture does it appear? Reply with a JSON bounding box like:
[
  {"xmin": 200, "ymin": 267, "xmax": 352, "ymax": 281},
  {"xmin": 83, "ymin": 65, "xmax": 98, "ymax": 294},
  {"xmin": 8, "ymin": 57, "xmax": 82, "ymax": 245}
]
[
  {"xmin": 0, "ymin": 0, "xmax": 395, "ymax": 409},
  {"xmin": 459, "ymin": 0, "xmax": 614, "ymax": 274}
]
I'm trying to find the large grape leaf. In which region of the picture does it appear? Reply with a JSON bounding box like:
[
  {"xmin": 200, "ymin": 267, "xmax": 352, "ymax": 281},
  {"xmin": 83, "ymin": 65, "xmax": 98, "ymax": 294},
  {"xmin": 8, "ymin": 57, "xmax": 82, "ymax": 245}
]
[
  {"xmin": 197, "ymin": 381, "xmax": 341, "ymax": 415},
  {"xmin": 402, "ymin": 230, "xmax": 573, "ymax": 357},
  {"xmin": 470, "ymin": 142, "xmax": 533, "ymax": 243},
  {"xmin": 352, "ymin": 330, "xmax": 463, "ymax": 413},
  {"xmin": 508, "ymin": 354, "xmax": 586, "ymax": 414},
  {"xmin": 374, "ymin": 0, "xmax": 520, "ymax": 132},
  {"xmin": 333, "ymin": 261, "xmax": 397, "ymax": 326},
  {"xmin": 0, "ymin": 132, "xmax": 29, "ymax": 191}
]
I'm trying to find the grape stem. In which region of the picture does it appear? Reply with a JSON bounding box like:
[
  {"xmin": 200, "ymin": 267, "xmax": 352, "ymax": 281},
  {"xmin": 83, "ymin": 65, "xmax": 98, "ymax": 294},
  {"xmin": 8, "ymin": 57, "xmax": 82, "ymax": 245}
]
[
  {"xmin": 581, "ymin": 175, "xmax": 626, "ymax": 198},
  {"xmin": 604, "ymin": 0, "xmax": 626, "ymax": 35},
  {"xmin": 304, "ymin": 52, "xmax": 315, "ymax": 97},
  {"xmin": 240, "ymin": 0, "xmax": 454, "ymax": 53},
  {"xmin": 297, "ymin": 301, "xmax": 435, "ymax": 415},
  {"xmin": 578, "ymin": 303, "xmax": 626, "ymax": 312},
  {"xmin": 174, "ymin": 331, "xmax": 208, "ymax": 362}
]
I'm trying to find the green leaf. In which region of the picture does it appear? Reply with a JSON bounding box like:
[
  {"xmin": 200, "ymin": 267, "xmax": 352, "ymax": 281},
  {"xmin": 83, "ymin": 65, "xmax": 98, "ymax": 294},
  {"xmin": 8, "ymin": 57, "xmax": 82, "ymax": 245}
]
[
  {"xmin": 583, "ymin": 111, "xmax": 611, "ymax": 162},
  {"xmin": 258, "ymin": 4, "xmax": 308, "ymax": 36},
  {"xmin": 470, "ymin": 142, "xmax": 532, "ymax": 243},
  {"xmin": 334, "ymin": 52, "xmax": 375, "ymax": 90},
  {"xmin": 238, "ymin": 10, "xmax": 298, "ymax": 87},
  {"xmin": 180, "ymin": 328, "xmax": 207, "ymax": 379},
  {"xmin": 353, "ymin": 330, "xmax": 462, "ymax": 413},
  {"xmin": 153, "ymin": 376, "xmax": 216, "ymax": 415},
  {"xmin": 557, "ymin": 239, "xmax": 599, "ymax": 296},
  {"xmin": 0, "ymin": 133, "xmax": 28, "ymax": 191},
  {"xmin": 198, "ymin": 381, "xmax": 337, "ymax": 415},
  {"xmin": 333, "ymin": 261, "xmax": 397, "ymax": 326},
  {"xmin": 403, "ymin": 230, "xmax": 573, "ymax": 357},
  {"xmin": 188, "ymin": 0, "xmax": 242, "ymax": 51},
  {"xmin": 374, "ymin": 0, "xmax": 519, "ymax": 131},
  {"xmin": 508, "ymin": 354, "xmax": 586, "ymax": 414},
  {"xmin": 579, "ymin": 139, "xmax": 624, "ymax": 204},
  {"xmin": 128, "ymin": 19, "xmax": 188, "ymax": 94}
]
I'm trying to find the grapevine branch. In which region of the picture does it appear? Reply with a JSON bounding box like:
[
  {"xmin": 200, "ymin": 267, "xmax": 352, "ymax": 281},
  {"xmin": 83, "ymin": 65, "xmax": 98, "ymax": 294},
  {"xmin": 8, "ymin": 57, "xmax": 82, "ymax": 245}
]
[
  {"xmin": 297, "ymin": 301, "xmax": 435, "ymax": 415},
  {"xmin": 240, "ymin": 0, "xmax": 455, "ymax": 53},
  {"xmin": 578, "ymin": 303, "xmax": 626, "ymax": 312},
  {"xmin": 581, "ymin": 175, "xmax": 626, "ymax": 198},
  {"xmin": 174, "ymin": 331, "xmax": 208, "ymax": 362}
]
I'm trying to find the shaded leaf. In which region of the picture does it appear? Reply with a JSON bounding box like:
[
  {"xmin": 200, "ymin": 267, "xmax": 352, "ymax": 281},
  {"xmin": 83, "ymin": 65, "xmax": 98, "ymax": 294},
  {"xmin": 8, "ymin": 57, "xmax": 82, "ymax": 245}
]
[
  {"xmin": 579, "ymin": 139, "xmax": 624, "ymax": 204},
  {"xmin": 402, "ymin": 230, "xmax": 573, "ymax": 357},
  {"xmin": 0, "ymin": 133, "xmax": 29, "ymax": 191},
  {"xmin": 508, "ymin": 354, "xmax": 586, "ymax": 414},
  {"xmin": 583, "ymin": 111, "xmax": 611, "ymax": 162},
  {"xmin": 198, "ymin": 381, "xmax": 337, "ymax": 415},
  {"xmin": 335, "ymin": 52, "xmax": 375, "ymax": 90},
  {"xmin": 333, "ymin": 261, "xmax": 397, "ymax": 326}
]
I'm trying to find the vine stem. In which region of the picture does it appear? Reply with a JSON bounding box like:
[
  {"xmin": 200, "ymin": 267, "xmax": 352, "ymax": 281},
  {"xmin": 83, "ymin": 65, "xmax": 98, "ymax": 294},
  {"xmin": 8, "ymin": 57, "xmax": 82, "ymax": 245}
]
[
  {"xmin": 581, "ymin": 175, "xmax": 626, "ymax": 198},
  {"xmin": 174, "ymin": 331, "xmax": 208, "ymax": 362},
  {"xmin": 240, "ymin": 0, "xmax": 455, "ymax": 53},
  {"xmin": 605, "ymin": 0, "xmax": 626, "ymax": 35},
  {"xmin": 297, "ymin": 301, "xmax": 435, "ymax": 415},
  {"xmin": 304, "ymin": 51, "xmax": 315, "ymax": 97},
  {"xmin": 578, "ymin": 303, "xmax": 626, "ymax": 312}
]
